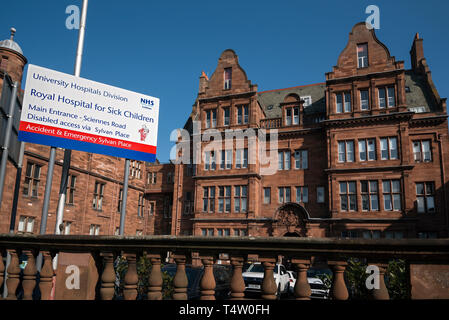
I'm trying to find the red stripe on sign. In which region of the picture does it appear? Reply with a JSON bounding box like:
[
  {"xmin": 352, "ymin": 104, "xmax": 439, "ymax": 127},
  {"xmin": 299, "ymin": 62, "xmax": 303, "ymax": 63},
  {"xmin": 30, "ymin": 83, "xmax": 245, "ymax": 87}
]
[{"xmin": 19, "ymin": 121, "xmax": 157, "ymax": 154}]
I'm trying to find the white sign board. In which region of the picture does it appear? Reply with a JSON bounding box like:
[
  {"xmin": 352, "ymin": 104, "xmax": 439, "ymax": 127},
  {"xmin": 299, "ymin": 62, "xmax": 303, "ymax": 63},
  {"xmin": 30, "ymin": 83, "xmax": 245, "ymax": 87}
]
[{"xmin": 19, "ymin": 64, "xmax": 159, "ymax": 162}]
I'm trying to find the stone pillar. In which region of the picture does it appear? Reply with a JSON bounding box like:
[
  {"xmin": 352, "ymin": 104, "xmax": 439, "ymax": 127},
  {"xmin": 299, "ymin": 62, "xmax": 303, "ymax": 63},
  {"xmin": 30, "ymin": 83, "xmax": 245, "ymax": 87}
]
[
  {"xmin": 230, "ymin": 256, "xmax": 246, "ymax": 300},
  {"xmin": 260, "ymin": 258, "xmax": 277, "ymax": 300},
  {"xmin": 6, "ymin": 249, "xmax": 20, "ymax": 300},
  {"xmin": 39, "ymin": 251, "xmax": 55, "ymax": 300},
  {"xmin": 292, "ymin": 258, "xmax": 311, "ymax": 300},
  {"xmin": 329, "ymin": 261, "xmax": 349, "ymax": 300},
  {"xmin": 100, "ymin": 252, "xmax": 116, "ymax": 300},
  {"xmin": 371, "ymin": 264, "xmax": 390, "ymax": 300},
  {"xmin": 22, "ymin": 250, "xmax": 37, "ymax": 300},
  {"xmin": 200, "ymin": 256, "xmax": 216, "ymax": 300},
  {"xmin": 148, "ymin": 253, "xmax": 163, "ymax": 300},
  {"xmin": 123, "ymin": 253, "xmax": 138, "ymax": 300},
  {"xmin": 173, "ymin": 255, "xmax": 188, "ymax": 300}
]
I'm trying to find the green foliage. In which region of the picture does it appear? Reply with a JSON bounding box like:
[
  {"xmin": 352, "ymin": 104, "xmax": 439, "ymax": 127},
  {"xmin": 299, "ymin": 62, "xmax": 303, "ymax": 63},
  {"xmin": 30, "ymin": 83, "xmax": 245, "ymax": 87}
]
[
  {"xmin": 344, "ymin": 258, "xmax": 370, "ymax": 299},
  {"xmin": 113, "ymin": 254, "xmax": 174, "ymax": 300},
  {"xmin": 316, "ymin": 273, "xmax": 333, "ymax": 290},
  {"xmin": 385, "ymin": 259, "xmax": 409, "ymax": 300},
  {"xmin": 343, "ymin": 258, "xmax": 409, "ymax": 300}
]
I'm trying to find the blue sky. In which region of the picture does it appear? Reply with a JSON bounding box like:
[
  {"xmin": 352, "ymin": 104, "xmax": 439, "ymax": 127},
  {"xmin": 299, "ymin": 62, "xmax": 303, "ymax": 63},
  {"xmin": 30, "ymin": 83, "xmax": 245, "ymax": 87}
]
[{"xmin": 3, "ymin": 0, "xmax": 449, "ymax": 162}]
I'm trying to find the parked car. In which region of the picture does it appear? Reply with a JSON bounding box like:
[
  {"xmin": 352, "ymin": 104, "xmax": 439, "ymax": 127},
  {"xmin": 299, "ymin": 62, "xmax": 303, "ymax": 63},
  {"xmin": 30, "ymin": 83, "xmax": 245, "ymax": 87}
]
[
  {"xmin": 162, "ymin": 263, "xmax": 232, "ymax": 300},
  {"xmin": 242, "ymin": 262, "xmax": 290, "ymax": 298},
  {"xmin": 287, "ymin": 270, "xmax": 329, "ymax": 299}
]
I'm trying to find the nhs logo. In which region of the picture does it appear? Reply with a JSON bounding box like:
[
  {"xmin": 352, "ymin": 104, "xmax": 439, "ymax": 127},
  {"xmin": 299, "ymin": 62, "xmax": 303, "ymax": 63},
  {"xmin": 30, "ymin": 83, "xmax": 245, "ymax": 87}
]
[{"xmin": 140, "ymin": 98, "xmax": 154, "ymax": 110}]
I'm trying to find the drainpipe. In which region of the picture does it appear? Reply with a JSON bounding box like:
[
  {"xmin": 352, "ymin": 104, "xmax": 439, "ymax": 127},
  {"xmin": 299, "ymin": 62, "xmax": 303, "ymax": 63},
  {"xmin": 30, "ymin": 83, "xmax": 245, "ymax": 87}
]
[{"xmin": 436, "ymin": 133, "xmax": 448, "ymax": 236}]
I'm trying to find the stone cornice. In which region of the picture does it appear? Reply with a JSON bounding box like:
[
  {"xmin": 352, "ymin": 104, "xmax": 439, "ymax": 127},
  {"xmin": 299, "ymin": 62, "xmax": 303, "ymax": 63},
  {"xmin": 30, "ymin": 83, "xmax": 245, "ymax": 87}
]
[
  {"xmin": 322, "ymin": 112, "xmax": 414, "ymax": 127},
  {"xmin": 325, "ymin": 164, "xmax": 414, "ymax": 174},
  {"xmin": 198, "ymin": 90, "xmax": 257, "ymax": 103}
]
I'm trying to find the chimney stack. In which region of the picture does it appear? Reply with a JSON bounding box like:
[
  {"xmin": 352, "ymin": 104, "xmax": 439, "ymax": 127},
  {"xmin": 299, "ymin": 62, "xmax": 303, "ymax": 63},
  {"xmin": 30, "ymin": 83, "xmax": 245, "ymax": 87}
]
[
  {"xmin": 199, "ymin": 71, "xmax": 209, "ymax": 94},
  {"xmin": 410, "ymin": 32, "xmax": 424, "ymax": 73}
]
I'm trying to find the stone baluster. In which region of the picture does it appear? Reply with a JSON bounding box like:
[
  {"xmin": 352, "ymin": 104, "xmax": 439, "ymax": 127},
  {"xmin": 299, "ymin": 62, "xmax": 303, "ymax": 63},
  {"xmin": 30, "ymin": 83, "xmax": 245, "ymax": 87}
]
[
  {"xmin": 260, "ymin": 258, "xmax": 277, "ymax": 300},
  {"xmin": 123, "ymin": 253, "xmax": 138, "ymax": 300},
  {"xmin": 292, "ymin": 258, "xmax": 311, "ymax": 300},
  {"xmin": 6, "ymin": 249, "xmax": 20, "ymax": 300},
  {"xmin": 0, "ymin": 250, "xmax": 4, "ymax": 292},
  {"xmin": 22, "ymin": 250, "xmax": 37, "ymax": 300},
  {"xmin": 39, "ymin": 251, "xmax": 55, "ymax": 300},
  {"xmin": 329, "ymin": 261, "xmax": 349, "ymax": 300},
  {"xmin": 172, "ymin": 255, "xmax": 188, "ymax": 300},
  {"xmin": 147, "ymin": 253, "xmax": 163, "ymax": 300},
  {"xmin": 200, "ymin": 256, "xmax": 215, "ymax": 300},
  {"xmin": 370, "ymin": 263, "xmax": 390, "ymax": 300},
  {"xmin": 230, "ymin": 256, "xmax": 246, "ymax": 300},
  {"xmin": 100, "ymin": 252, "xmax": 116, "ymax": 300}
]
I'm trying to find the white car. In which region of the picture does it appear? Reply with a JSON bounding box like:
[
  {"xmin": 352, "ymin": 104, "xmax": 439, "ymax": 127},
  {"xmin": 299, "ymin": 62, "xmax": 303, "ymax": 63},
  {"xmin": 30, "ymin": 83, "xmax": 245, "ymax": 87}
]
[
  {"xmin": 287, "ymin": 271, "xmax": 329, "ymax": 299},
  {"xmin": 242, "ymin": 262, "xmax": 290, "ymax": 298}
]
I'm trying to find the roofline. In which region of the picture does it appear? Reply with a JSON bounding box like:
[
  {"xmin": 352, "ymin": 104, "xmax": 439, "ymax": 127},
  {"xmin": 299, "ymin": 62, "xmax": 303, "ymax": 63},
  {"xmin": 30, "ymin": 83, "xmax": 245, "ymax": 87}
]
[{"xmin": 258, "ymin": 82, "xmax": 326, "ymax": 94}]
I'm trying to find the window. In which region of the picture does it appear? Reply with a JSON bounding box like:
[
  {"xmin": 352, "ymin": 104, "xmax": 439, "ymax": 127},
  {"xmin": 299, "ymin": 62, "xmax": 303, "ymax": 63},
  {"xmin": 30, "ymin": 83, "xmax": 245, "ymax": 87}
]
[
  {"xmin": 358, "ymin": 139, "xmax": 376, "ymax": 161},
  {"xmin": 380, "ymin": 137, "xmax": 398, "ymax": 160},
  {"xmin": 384, "ymin": 231, "xmax": 404, "ymax": 239},
  {"xmin": 361, "ymin": 181, "xmax": 379, "ymax": 211},
  {"xmin": 163, "ymin": 196, "xmax": 172, "ymax": 218},
  {"xmin": 147, "ymin": 172, "xmax": 157, "ymax": 184},
  {"xmin": 18, "ymin": 216, "xmax": 35, "ymax": 233},
  {"xmin": 138, "ymin": 193, "xmax": 145, "ymax": 218},
  {"xmin": 357, "ymin": 44, "xmax": 368, "ymax": 68},
  {"xmin": 285, "ymin": 107, "xmax": 299, "ymax": 125},
  {"xmin": 338, "ymin": 141, "xmax": 354, "ymax": 162},
  {"xmin": 208, "ymin": 228, "xmax": 214, "ymax": 236},
  {"xmin": 296, "ymin": 186, "xmax": 308, "ymax": 203},
  {"xmin": 236, "ymin": 149, "xmax": 248, "ymax": 169},
  {"xmin": 278, "ymin": 151, "xmax": 291, "ymax": 170},
  {"xmin": 362, "ymin": 230, "xmax": 381, "ymax": 239},
  {"xmin": 413, "ymin": 140, "xmax": 432, "ymax": 162},
  {"xmin": 117, "ymin": 188, "xmax": 123, "ymax": 212},
  {"xmin": 130, "ymin": 160, "xmax": 142, "ymax": 179},
  {"xmin": 234, "ymin": 185, "xmax": 247, "ymax": 212},
  {"xmin": 360, "ymin": 90, "xmax": 369, "ymax": 110},
  {"xmin": 115, "ymin": 227, "xmax": 120, "ymax": 236},
  {"xmin": 237, "ymin": 105, "xmax": 249, "ymax": 124},
  {"xmin": 224, "ymin": 68, "xmax": 232, "ymax": 90},
  {"xmin": 136, "ymin": 230, "xmax": 143, "ymax": 236},
  {"xmin": 203, "ymin": 187, "xmax": 215, "ymax": 212},
  {"xmin": 416, "ymin": 182, "xmax": 435, "ymax": 213},
  {"xmin": 417, "ymin": 232, "xmax": 437, "ymax": 239},
  {"xmin": 317, "ymin": 186, "xmax": 325, "ymax": 203},
  {"xmin": 204, "ymin": 151, "xmax": 216, "ymax": 170},
  {"xmin": 263, "ymin": 187, "xmax": 271, "ymax": 204},
  {"xmin": 341, "ymin": 230, "xmax": 359, "ymax": 238},
  {"xmin": 301, "ymin": 96, "xmax": 312, "ymax": 107},
  {"xmin": 205, "ymin": 109, "xmax": 217, "ymax": 128},
  {"xmin": 167, "ymin": 172, "xmax": 174, "ymax": 183},
  {"xmin": 23, "ymin": 162, "xmax": 41, "ymax": 197},
  {"xmin": 218, "ymin": 186, "xmax": 231, "ymax": 213},
  {"xmin": 336, "ymin": 92, "xmax": 351, "ymax": 113},
  {"xmin": 66, "ymin": 174, "xmax": 77, "ymax": 205},
  {"xmin": 294, "ymin": 150, "xmax": 308, "ymax": 169},
  {"xmin": 383, "ymin": 180, "xmax": 401, "ymax": 211},
  {"xmin": 92, "ymin": 182, "xmax": 105, "ymax": 210},
  {"xmin": 278, "ymin": 187, "xmax": 291, "ymax": 203},
  {"xmin": 148, "ymin": 201, "xmax": 155, "ymax": 216},
  {"xmin": 340, "ymin": 181, "xmax": 357, "ymax": 211},
  {"xmin": 183, "ymin": 192, "xmax": 193, "ymax": 215},
  {"xmin": 89, "ymin": 224, "xmax": 100, "ymax": 236},
  {"xmin": 220, "ymin": 150, "xmax": 232, "ymax": 170},
  {"xmin": 378, "ymin": 87, "xmax": 395, "ymax": 108},
  {"xmin": 223, "ymin": 107, "xmax": 230, "ymax": 126}
]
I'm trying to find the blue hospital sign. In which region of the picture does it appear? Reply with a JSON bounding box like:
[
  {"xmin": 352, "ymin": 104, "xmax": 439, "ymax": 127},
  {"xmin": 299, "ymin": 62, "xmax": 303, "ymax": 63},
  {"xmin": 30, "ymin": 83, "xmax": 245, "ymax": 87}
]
[{"xmin": 18, "ymin": 64, "xmax": 160, "ymax": 162}]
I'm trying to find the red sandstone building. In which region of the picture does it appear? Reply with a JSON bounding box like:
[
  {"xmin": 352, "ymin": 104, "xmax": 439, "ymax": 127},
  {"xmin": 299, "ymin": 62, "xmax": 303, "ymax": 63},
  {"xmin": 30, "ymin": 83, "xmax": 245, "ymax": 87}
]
[{"xmin": 1, "ymin": 22, "xmax": 448, "ymax": 239}]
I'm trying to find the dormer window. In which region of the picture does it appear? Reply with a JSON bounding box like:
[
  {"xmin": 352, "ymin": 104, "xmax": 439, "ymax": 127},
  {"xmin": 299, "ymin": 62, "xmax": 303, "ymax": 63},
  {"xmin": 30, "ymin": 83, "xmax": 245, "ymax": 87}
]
[
  {"xmin": 357, "ymin": 43, "xmax": 368, "ymax": 68},
  {"xmin": 301, "ymin": 96, "xmax": 312, "ymax": 107},
  {"xmin": 224, "ymin": 68, "xmax": 232, "ymax": 90},
  {"xmin": 285, "ymin": 107, "xmax": 299, "ymax": 125}
]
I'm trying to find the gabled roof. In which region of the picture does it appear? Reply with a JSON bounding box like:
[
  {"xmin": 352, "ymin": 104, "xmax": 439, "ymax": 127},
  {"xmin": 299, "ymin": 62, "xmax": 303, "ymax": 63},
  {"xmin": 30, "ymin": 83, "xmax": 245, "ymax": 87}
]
[{"xmin": 257, "ymin": 82, "xmax": 326, "ymax": 118}]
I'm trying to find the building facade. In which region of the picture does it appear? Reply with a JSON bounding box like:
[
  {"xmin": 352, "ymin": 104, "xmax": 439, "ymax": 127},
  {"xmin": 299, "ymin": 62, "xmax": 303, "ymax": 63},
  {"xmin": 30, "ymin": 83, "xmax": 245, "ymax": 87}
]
[{"xmin": 1, "ymin": 22, "xmax": 448, "ymax": 239}]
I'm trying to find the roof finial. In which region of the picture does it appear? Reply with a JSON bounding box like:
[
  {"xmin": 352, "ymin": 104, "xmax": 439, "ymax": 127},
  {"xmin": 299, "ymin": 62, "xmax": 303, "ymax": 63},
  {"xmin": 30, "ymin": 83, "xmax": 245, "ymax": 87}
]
[{"xmin": 10, "ymin": 27, "xmax": 16, "ymax": 41}]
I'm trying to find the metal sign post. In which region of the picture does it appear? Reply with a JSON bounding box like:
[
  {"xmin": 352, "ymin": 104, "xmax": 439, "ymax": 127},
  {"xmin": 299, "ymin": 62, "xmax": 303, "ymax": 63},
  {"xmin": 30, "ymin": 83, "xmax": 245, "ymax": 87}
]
[{"xmin": 54, "ymin": 0, "xmax": 89, "ymax": 236}]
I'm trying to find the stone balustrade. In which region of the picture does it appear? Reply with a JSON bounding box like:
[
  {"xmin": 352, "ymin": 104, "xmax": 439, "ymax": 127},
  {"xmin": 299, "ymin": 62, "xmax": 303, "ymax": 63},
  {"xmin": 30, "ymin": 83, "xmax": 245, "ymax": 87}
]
[
  {"xmin": 0, "ymin": 234, "xmax": 448, "ymax": 300},
  {"xmin": 260, "ymin": 117, "xmax": 282, "ymax": 129}
]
